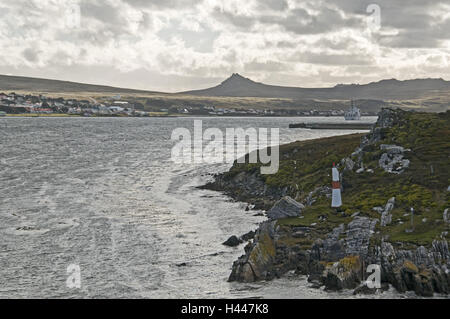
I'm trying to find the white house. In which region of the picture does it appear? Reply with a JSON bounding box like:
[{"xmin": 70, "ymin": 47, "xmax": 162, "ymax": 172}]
[{"xmin": 108, "ymin": 106, "xmax": 124, "ymax": 113}]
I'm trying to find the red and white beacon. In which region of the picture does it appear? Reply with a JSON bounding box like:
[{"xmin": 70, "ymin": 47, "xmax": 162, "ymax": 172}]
[{"xmin": 331, "ymin": 163, "xmax": 342, "ymax": 208}]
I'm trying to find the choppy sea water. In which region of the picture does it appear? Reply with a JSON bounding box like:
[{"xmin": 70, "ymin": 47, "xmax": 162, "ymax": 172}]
[{"xmin": 0, "ymin": 116, "xmax": 419, "ymax": 299}]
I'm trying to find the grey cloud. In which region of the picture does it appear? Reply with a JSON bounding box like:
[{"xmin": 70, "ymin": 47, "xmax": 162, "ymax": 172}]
[
  {"xmin": 22, "ymin": 48, "xmax": 40, "ymax": 63},
  {"xmin": 213, "ymin": 5, "xmax": 359, "ymax": 34},
  {"xmin": 72, "ymin": 0, "xmax": 151, "ymax": 44},
  {"xmin": 378, "ymin": 32, "xmax": 441, "ymax": 49},
  {"xmin": 330, "ymin": 0, "xmax": 449, "ymax": 48},
  {"xmin": 79, "ymin": 0, "xmax": 154, "ymax": 32},
  {"xmin": 211, "ymin": 7, "xmax": 257, "ymax": 30},
  {"xmin": 330, "ymin": 0, "xmax": 439, "ymax": 16},
  {"xmin": 223, "ymin": 50, "xmax": 238, "ymax": 63},
  {"xmin": 243, "ymin": 60, "xmax": 288, "ymax": 72},
  {"xmin": 54, "ymin": 29, "xmax": 113, "ymax": 47},
  {"xmin": 376, "ymin": 15, "xmax": 450, "ymax": 48},
  {"xmin": 344, "ymin": 65, "xmax": 383, "ymax": 75},
  {"xmin": 80, "ymin": 1, "xmax": 123, "ymax": 25},
  {"xmin": 260, "ymin": 7, "xmax": 362, "ymax": 34},
  {"xmin": 313, "ymin": 38, "xmax": 359, "ymax": 51},
  {"xmin": 122, "ymin": 0, "xmax": 202, "ymax": 9},
  {"xmin": 257, "ymin": 0, "xmax": 289, "ymax": 11},
  {"xmin": 292, "ymin": 52, "xmax": 373, "ymax": 66},
  {"xmin": 1, "ymin": 0, "xmax": 449, "ymax": 91},
  {"xmin": 139, "ymin": 12, "xmax": 153, "ymax": 30},
  {"xmin": 265, "ymin": 40, "xmax": 297, "ymax": 48},
  {"xmin": 210, "ymin": 0, "xmax": 447, "ymax": 45},
  {"xmin": 157, "ymin": 20, "xmax": 219, "ymax": 53}
]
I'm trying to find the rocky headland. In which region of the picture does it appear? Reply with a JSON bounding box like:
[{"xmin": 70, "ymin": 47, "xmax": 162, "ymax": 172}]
[{"xmin": 203, "ymin": 109, "xmax": 450, "ymax": 296}]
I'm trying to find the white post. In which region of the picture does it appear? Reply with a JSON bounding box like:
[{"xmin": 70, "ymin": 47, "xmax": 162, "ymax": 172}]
[{"xmin": 331, "ymin": 164, "xmax": 342, "ymax": 208}]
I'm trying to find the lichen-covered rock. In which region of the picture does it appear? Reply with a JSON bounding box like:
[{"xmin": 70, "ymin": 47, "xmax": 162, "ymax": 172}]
[
  {"xmin": 444, "ymin": 208, "xmax": 449, "ymax": 223},
  {"xmin": 321, "ymin": 256, "xmax": 362, "ymax": 291},
  {"xmin": 396, "ymin": 261, "xmax": 434, "ymax": 297},
  {"xmin": 228, "ymin": 221, "xmax": 277, "ymax": 282},
  {"xmin": 368, "ymin": 240, "xmax": 450, "ymax": 296},
  {"xmin": 266, "ymin": 196, "xmax": 304, "ymax": 220}
]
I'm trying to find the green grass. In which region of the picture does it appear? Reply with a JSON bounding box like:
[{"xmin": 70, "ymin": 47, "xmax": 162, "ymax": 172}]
[
  {"xmin": 225, "ymin": 109, "xmax": 450, "ymax": 248},
  {"xmin": 385, "ymin": 221, "xmax": 447, "ymax": 246},
  {"xmin": 225, "ymin": 133, "xmax": 364, "ymax": 203}
]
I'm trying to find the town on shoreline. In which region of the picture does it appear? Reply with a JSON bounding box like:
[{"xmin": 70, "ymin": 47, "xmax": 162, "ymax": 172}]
[{"xmin": 0, "ymin": 92, "xmax": 378, "ymax": 118}]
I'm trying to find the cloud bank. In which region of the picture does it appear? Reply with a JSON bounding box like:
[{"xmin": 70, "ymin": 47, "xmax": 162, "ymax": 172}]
[{"xmin": 0, "ymin": 0, "xmax": 449, "ymax": 92}]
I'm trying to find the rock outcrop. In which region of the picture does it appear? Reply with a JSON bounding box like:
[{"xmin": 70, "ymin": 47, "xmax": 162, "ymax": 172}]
[
  {"xmin": 223, "ymin": 235, "xmax": 242, "ymax": 247},
  {"xmin": 241, "ymin": 230, "xmax": 256, "ymax": 241},
  {"xmin": 378, "ymin": 145, "xmax": 410, "ymax": 174},
  {"xmin": 380, "ymin": 197, "xmax": 395, "ymax": 227},
  {"xmin": 345, "ymin": 217, "xmax": 378, "ymax": 257},
  {"xmin": 321, "ymin": 256, "xmax": 362, "ymax": 291},
  {"xmin": 228, "ymin": 221, "xmax": 277, "ymax": 282},
  {"xmin": 229, "ymin": 212, "xmax": 450, "ymax": 296},
  {"xmin": 266, "ymin": 196, "xmax": 304, "ymax": 220}
]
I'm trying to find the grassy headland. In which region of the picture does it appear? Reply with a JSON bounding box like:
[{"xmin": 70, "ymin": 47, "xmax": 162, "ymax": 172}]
[{"xmin": 207, "ymin": 109, "xmax": 450, "ymax": 249}]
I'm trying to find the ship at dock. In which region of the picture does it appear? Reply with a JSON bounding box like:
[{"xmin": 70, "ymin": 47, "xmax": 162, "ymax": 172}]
[{"xmin": 344, "ymin": 100, "xmax": 361, "ymax": 120}]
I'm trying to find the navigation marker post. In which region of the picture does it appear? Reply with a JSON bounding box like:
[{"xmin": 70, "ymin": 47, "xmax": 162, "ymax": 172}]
[{"xmin": 331, "ymin": 163, "xmax": 342, "ymax": 208}]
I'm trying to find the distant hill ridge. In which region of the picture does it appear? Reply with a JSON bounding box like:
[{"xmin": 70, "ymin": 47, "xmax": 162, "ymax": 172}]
[
  {"xmin": 0, "ymin": 74, "xmax": 158, "ymax": 94},
  {"xmin": 0, "ymin": 73, "xmax": 449, "ymax": 101},
  {"xmin": 181, "ymin": 73, "xmax": 450, "ymax": 100}
]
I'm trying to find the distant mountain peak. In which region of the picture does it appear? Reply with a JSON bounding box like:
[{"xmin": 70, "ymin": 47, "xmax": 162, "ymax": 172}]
[
  {"xmin": 230, "ymin": 73, "xmax": 245, "ymax": 79},
  {"xmin": 221, "ymin": 73, "xmax": 255, "ymax": 86}
]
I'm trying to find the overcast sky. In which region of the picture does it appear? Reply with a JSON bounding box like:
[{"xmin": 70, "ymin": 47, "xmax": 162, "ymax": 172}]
[{"xmin": 0, "ymin": 0, "xmax": 449, "ymax": 92}]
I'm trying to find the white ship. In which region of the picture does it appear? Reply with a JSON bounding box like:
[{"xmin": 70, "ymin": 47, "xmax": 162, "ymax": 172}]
[{"xmin": 344, "ymin": 100, "xmax": 361, "ymax": 121}]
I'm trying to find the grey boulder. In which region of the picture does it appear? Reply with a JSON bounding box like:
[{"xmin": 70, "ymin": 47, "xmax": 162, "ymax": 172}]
[
  {"xmin": 267, "ymin": 196, "xmax": 304, "ymax": 220},
  {"xmin": 223, "ymin": 235, "xmax": 242, "ymax": 247}
]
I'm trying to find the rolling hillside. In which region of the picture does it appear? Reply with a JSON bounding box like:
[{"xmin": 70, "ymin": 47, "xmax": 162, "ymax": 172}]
[
  {"xmin": 0, "ymin": 74, "xmax": 159, "ymax": 95},
  {"xmin": 1, "ymin": 73, "xmax": 449, "ymax": 113},
  {"xmin": 182, "ymin": 73, "xmax": 450, "ymax": 100}
]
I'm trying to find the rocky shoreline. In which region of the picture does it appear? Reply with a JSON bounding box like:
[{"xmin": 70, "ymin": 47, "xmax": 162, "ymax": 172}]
[
  {"xmin": 227, "ymin": 208, "xmax": 449, "ymax": 296},
  {"xmin": 203, "ymin": 109, "xmax": 450, "ymax": 297}
]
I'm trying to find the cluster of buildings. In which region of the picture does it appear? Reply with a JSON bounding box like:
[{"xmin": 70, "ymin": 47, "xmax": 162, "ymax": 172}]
[
  {"xmin": 172, "ymin": 105, "xmax": 275, "ymax": 116},
  {"xmin": 0, "ymin": 92, "xmax": 372, "ymax": 117},
  {"xmin": 173, "ymin": 105, "xmax": 352, "ymax": 117},
  {"xmin": 0, "ymin": 92, "xmax": 149, "ymax": 116}
]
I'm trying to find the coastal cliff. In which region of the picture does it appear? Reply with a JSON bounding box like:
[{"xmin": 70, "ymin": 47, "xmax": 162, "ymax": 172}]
[{"xmin": 204, "ymin": 109, "xmax": 450, "ymax": 296}]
